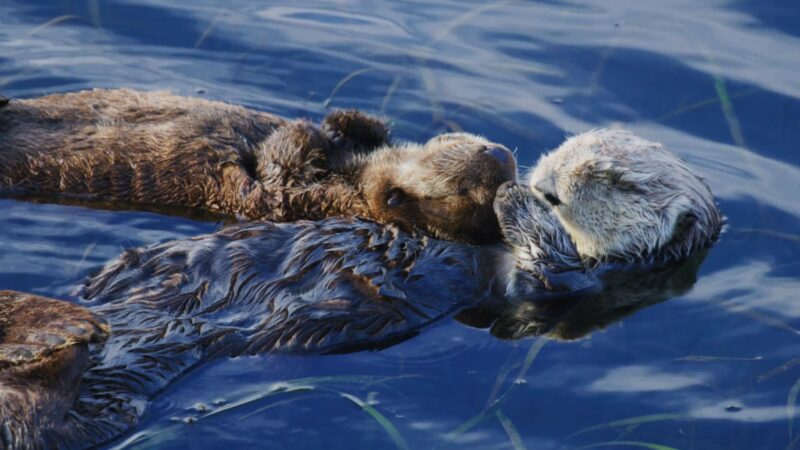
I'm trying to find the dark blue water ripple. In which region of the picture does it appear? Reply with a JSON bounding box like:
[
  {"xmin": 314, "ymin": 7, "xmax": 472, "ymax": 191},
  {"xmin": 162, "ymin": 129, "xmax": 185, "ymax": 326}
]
[{"xmin": 1, "ymin": 1, "xmax": 799, "ymax": 449}]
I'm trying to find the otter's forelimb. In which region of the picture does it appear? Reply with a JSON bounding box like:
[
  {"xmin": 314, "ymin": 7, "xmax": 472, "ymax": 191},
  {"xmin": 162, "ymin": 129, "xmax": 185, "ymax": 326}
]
[{"xmin": 493, "ymin": 182, "xmax": 599, "ymax": 301}]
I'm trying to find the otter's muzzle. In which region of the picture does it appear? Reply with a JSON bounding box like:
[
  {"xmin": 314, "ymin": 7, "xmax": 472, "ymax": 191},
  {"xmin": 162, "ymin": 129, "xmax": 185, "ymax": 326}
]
[{"xmin": 482, "ymin": 145, "xmax": 517, "ymax": 180}]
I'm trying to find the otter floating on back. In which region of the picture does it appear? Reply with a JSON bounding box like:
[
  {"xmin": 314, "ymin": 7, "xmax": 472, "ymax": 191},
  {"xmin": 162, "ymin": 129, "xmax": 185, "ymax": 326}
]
[
  {"xmin": 0, "ymin": 89, "xmax": 515, "ymax": 244},
  {"xmin": 0, "ymin": 129, "xmax": 722, "ymax": 449}
]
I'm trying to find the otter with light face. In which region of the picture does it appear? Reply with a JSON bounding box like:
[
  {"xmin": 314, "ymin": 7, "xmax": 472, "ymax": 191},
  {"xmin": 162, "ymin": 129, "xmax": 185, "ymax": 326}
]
[
  {"xmin": 0, "ymin": 129, "xmax": 722, "ymax": 448},
  {"xmin": 529, "ymin": 129, "xmax": 722, "ymax": 263},
  {"xmin": 0, "ymin": 89, "xmax": 515, "ymax": 244}
]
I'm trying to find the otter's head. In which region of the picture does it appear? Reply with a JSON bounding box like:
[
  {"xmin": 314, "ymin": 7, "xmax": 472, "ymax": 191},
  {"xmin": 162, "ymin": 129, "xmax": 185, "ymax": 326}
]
[
  {"xmin": 528, "ymin": 129, "xmax": 722, "ymax": 263},
  {"xmin": 359, "ymin": 132, "xmax": 517, "ymax": 244}
]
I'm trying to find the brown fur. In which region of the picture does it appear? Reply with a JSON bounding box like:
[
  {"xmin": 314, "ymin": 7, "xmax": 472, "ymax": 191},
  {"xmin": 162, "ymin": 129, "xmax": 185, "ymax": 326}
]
[
  {"xmin": 0, "ymin": 291, "xmax": 108, "ymax": 449},
  {"xmin": 0, "ymin": 89, "xmax": 515, "ymax": 243},
  {"xmin": 354, "ymin": 133, "xmax": 516, "ymax": 243}
]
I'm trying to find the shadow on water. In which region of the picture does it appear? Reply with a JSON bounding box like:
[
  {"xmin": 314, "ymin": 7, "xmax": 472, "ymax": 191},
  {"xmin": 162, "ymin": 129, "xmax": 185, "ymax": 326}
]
[
  {"xmin": 1, "ymin": 0, "xmax": 800, "ymax": 448},
  {"xmin": 461, "ymin": 252, "xmax": 709, "ymax": 342}
]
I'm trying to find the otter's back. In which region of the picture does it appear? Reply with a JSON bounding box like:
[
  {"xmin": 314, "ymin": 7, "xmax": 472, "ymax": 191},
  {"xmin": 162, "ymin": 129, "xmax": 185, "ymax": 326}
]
[{"xmin": 0, "ymin": 89, "xmax": 283, "ymax": 208}]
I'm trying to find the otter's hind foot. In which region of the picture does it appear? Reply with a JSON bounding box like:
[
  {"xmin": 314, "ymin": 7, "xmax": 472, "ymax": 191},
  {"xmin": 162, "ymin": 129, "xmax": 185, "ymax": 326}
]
[
  {"xmin": 0, "ymin": 290, "xmax": 108, "ymax": 369},
  {"xmin": 322, "ymin": 110, "xmax": 390, "ymax": 154},
  {"xmin": 0, "ymin": 291, "xmax": 109, "ymax": 449}
]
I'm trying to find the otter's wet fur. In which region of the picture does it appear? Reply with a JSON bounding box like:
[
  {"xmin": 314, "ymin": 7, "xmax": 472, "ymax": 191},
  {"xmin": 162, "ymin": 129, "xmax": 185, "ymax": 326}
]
[
  {"xmin": 529, "ymin": 129, "xmax": 722, "ymax": 263},
  {"xmin": 0, "ymin": 129, "xmax": 723, "ymax": 448},
  {"xmin": 0, "ymin": 89, "xmax": 515, "ymax": 244},
  {"xmin": 0, "ymin": 183, "xmax": 588, "ymax": 449},
  {"xmin": 0, "ymin": 292, "xmax": 108, "ymax": 449}
]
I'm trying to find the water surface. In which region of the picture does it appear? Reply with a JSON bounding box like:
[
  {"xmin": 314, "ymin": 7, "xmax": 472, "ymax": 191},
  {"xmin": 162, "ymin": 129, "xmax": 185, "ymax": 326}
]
[{"xmin": 1, "ymin": 1, "xmax": 799, "ymax": 448}]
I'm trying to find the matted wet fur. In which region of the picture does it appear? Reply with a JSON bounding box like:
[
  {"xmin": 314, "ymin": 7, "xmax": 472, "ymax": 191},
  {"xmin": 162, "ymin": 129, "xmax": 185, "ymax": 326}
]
[
  {"xmin": 0, "ymin": 181, "xmax": 720, "ymax": 449},
  {"xmin": 0, "ymin": 89, "xmax": 515, "ymax": 244},
  {"xmin": 0, "ymin": 184, "xmax": 594, "ymax": 449},
  {"xmin": 0, "ymin": 292, "xmax": 108, "ymax": 450},
  {"xmin": 0, "ymin": 129, "xmax": 724, "ymax": 448}
]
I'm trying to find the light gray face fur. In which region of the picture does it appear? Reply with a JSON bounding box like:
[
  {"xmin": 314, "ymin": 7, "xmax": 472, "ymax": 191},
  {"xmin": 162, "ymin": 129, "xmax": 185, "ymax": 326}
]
[{"xmin": 528, "ymin": 129, "xmax": 722, "ymax": 263}]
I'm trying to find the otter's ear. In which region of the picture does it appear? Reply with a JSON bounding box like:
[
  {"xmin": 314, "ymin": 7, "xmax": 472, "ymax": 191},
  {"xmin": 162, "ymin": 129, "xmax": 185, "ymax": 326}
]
[
  {"xmin": 657, "ymin": 210, "xmax": 701, "ymax": 261},
  {"xmin": 606, "ymin": 169, "xmax": 624, "ymax": 185}
]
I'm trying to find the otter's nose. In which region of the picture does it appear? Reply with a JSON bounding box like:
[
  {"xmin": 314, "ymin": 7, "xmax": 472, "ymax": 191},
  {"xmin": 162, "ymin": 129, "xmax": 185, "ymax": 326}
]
[
  {"xmin": 483, "ymin": 145, "xmax": 516, "ymax": 176},
  {"xmin": 484, "ymin": 146, "xmax": 511, "ymax": 165}
]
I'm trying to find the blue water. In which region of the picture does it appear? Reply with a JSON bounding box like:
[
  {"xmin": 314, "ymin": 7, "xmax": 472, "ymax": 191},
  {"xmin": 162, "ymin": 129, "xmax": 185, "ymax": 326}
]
[{"xmin": 1, "ymin": 1, "xmax": 799, "ymax": 448}]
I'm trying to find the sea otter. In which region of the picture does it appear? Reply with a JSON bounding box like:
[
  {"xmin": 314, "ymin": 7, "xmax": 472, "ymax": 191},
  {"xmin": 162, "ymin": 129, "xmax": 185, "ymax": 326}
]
[
  {"xmin": 528, "ymin": 129, "xmax": 722, "ymax": 263},
  {"xmin": 0, "ymin": 181, "xmax": 586, "ymax": 449},
  {"xmin": 0, "ymin": 89, "xmax": 516, "ymax": 244},
  {"xmin": 0, "ymin": 129, "xmax": 722, "ymax": 448}
]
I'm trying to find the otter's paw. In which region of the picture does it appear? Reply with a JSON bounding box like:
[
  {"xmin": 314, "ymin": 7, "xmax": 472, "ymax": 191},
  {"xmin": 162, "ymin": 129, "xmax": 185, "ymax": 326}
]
[
  {"xmin": 322, "ymin": 110, "xmax": 390, "ymax": 153},
  {"xmin": 493, "ymin": 183, "xmax": 599, "ymax": 301},
  {"xmin": 493, "ymin": 181, "xmax": 554, "ymax": 249},
  {"xmin": 0, "ymin": 291, "xmax": 109, "ymax": 369},
  {"xmin": 257, "ymin": 120, "xmax": 331, "ymax": 185},
  {"xmin": 0, "ymin": 95, "xmax": 8, "ymax": 109}
]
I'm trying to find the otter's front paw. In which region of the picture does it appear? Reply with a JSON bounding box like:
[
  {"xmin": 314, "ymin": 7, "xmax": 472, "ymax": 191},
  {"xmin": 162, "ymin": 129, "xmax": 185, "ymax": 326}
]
[
  {"xmin": 493, "ymin": 183, "xmax": 598, "ymax": 301},
  {"xmin": 322, "ymin": 110, "xmax": 390, "ymax": 153},
  {"xmin": 0, "ymin": 95, "xmax": 8, "ymax": 108},
  {"xmin": 493, "ymin": 181, "xmax": 548, "ymax": 248}
]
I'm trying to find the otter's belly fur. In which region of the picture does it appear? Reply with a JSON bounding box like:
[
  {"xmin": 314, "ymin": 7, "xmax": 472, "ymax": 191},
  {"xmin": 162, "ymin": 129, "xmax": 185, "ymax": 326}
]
[
  {"xmin": 0, "ymin": 89, "xmax": 398, "ymax": 226},
  {"xmin": 0, "ymin": 89, "xmax": 516, "ymax": 244},
  {"xmin": 9, "ymin": 220, "xmax": 496, "ymax": 448}
]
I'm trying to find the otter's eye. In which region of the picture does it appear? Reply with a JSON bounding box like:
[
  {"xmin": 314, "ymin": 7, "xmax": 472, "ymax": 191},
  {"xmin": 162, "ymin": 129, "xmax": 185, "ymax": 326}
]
[
  {"xmin": 386, "ymin": 188, "xmax": 406, "ymax": 207},
  {"xmin": 543, "ymin": 192, "xmax": 561, "ymax": 206}
]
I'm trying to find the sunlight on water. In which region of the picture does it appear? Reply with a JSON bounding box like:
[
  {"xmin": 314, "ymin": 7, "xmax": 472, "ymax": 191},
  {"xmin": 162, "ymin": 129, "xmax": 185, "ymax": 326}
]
[{"xmin": 1, "ymin": 0, "xmax": 799, "ymax": 448}]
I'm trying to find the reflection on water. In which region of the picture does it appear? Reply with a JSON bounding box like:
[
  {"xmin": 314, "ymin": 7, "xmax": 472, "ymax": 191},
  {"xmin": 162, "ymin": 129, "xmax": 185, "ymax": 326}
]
[{"xmin": 1, "ymin": 0, "xmax": 799, "ymax": 448}]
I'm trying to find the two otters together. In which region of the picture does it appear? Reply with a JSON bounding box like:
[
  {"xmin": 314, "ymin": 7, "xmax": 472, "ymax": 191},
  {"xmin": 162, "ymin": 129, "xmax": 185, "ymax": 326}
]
[{"xmin": 0, "ymin": 90, "xmax": 722, "ymax": 449}]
